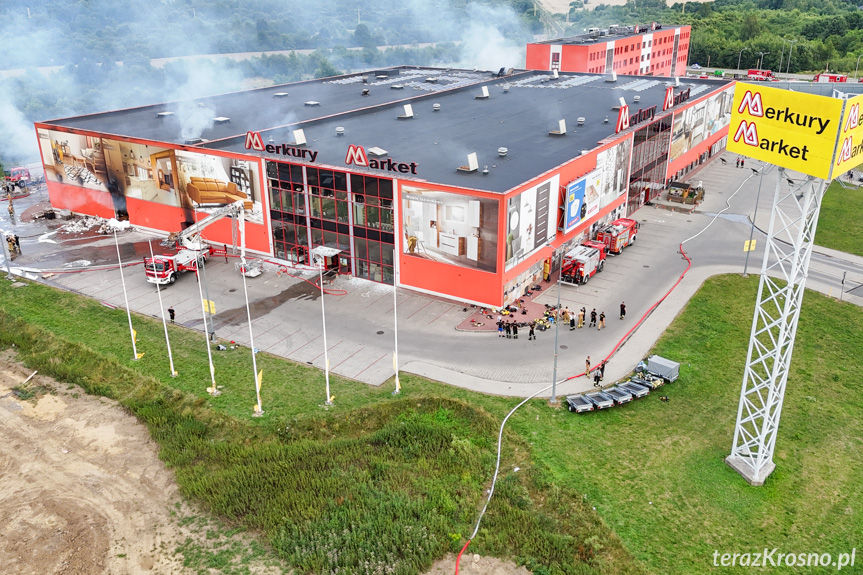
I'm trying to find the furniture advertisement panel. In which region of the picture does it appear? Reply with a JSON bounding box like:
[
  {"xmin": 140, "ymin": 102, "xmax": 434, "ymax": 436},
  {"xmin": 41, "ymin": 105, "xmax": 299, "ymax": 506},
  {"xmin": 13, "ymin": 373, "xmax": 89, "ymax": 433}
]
[
  {"xmin": 401, "ymin": 186, "xmax": 498, "ymax": 273},
  {"xmin": 37, "ymin": 127, "xmax": 263, "ymax": 224},
  {"xmin": 596, "ymin": 138, "xmax": 632, "ymax": 209},
  {"xmin": 504, "ymin": 174, "xmax": 561, "ymax": 272},
  {"xmin": 669, "ymin": 88, "xmax": 733, "ymax": 161},
  {"xmin": 563, "ymin": 169, "xmax": 601, "ymax": 234}
]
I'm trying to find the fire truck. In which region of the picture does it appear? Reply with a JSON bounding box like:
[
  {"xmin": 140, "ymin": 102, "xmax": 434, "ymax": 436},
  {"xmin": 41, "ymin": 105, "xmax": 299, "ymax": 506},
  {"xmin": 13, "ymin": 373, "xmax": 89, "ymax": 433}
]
[
  {"xmin": 595, "ymin": 218, "xmax": 639, "ymax": 255},
  {"xmin": 3, "ymin": 167, "xmax": 31, "ymax": 189},
  {"xmin": 144, "ymin": 200, "xmax": 245, "ymax": 285},
  {"xmin": 747, "ymin": 69, "xmax": 775, "ymax": 81},
  {"xmin": 560, "ymin": 242, "xmax": 606, "ymax": 285},
  {"xmin": 813, "ymin": 73, "xmax": 847, "ymax": 83}
]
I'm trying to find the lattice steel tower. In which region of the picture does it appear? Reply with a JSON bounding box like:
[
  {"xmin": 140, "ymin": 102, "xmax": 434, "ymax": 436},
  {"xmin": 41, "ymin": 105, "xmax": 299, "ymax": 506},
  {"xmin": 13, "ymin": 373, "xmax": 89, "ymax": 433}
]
[{"xmin": 726, "ymin": 168, "xmax": 828, "ymax": 486}]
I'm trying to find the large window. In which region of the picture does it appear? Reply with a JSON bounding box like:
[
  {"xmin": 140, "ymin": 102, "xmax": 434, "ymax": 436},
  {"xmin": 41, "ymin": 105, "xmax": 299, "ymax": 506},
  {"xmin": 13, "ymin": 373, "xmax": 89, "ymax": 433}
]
[
  {"xmin": 267, "ymin": 161, "xmax": 394, "ymax": 284},
  {"xmin": 627, "ymin": 115, "xmax": 673, "ymax": 213}
]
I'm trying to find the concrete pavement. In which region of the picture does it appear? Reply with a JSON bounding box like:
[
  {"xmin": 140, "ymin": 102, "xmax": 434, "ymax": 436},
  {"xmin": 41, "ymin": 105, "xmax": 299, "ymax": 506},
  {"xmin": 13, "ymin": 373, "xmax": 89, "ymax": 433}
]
[{"xmin": 2, "ymin": 156, "xmax": 861, "ymax": 399}]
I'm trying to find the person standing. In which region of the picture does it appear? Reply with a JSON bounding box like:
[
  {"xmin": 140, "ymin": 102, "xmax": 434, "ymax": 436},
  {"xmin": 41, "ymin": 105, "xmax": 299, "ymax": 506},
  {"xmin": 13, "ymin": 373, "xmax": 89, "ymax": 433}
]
[
  {"xmin": 223, "ymin": 244, "xmax": 229, "ymax": 263},
  {"xmin": 578, "ymin": 307, "xmax": 586, "ymax": 328},
  {"xmin": 6, "ymin": 235, "xmax": 15, "ymax": 260},
  {"xmin": 505, "ymin": 321, "xmax": 512, "ymax": 339},
  {"xmin": 497, "ymin": 319, "xmax": 504, "ymax": 338},
  {"xmin": 570, "ymin": 313, "xmax": 576, "ymax": 331},
  {"xmin": 512, "ymin": 322, "xmax": 519, "ymax": 340},
  {"xmin": 168, "ymin": 306, "xmax": 176, "ymax": 324},
  {"xmin": 741, "ymin": 157, "xmax": 745, "ymax": 169},
  {"xmin": 585, "ymin": 356, "xmax": 591, "ymax": 377},
  {"xmin": 589, "ymin": 308, "xmax": 597, "ymax": 328},
  {"xmin": 13, "ymin": 234, "xmax": 21, "ymax": 254},
  {"xmin": 593, "ymin": 369, "xmax": 602, "ymax": 388},
  {"xmin": 598, "ymin": 311, "xmax": 606, "ymax": 330},
  {"xmin": 620, "ymin": 301, "xmax": 626, "ymax": 320},
  {"xmin": 600, "ymin": 361, "xmax": 607, "ymax": 380},
  {"xmin": 528, "ymin": 322, "xmax": 535, "ymax": 340}
]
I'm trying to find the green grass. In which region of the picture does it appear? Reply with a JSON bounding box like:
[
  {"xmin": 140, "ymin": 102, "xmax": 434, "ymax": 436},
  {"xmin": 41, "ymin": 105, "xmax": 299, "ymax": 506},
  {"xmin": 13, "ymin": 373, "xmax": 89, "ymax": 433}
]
[
  {"xmin": 0, "ymin": 280, "xmax": 637, "ymax": 575},
  {"xmin": 0, "ymin": 275, "xmax": 860, "ymax": 574},
  {"xmin": 815, "ymin": 180, "xmax": 863, "ymax": 256}
]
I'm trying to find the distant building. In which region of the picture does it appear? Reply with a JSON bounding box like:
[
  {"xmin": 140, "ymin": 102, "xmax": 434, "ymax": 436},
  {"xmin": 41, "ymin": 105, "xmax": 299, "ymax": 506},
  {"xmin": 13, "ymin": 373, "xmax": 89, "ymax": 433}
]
[{"xmin": 526, "ymin": 24, "xmax": 691, "ymax": 78}]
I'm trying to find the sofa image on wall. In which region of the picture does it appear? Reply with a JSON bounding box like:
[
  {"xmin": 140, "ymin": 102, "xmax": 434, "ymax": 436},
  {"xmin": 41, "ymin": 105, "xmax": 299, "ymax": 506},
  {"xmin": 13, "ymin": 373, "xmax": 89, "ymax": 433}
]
[{"xmin": 185, "ymin": 177, "xmax": 253, "ymax": 209}]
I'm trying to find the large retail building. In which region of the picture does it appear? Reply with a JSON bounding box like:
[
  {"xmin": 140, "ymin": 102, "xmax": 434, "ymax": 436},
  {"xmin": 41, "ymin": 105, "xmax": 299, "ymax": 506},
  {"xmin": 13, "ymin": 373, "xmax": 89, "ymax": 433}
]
[{"xmin": 35, "ymin": 64, "xmax": 733, "ymax": 307}]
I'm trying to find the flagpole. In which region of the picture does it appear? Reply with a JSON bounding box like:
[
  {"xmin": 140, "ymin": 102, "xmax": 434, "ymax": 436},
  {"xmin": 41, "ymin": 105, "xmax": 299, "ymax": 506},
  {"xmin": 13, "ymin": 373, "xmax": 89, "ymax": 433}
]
[
  {"xmin": 148, "ymin": 239, "xmax": 176, "ymax": 377},
  {"xmin": 196, "ymin": 258, "xmax": 219, "ymax": 396},
  {"xmin": 238, "ymin": 211, "xmax": 263, "ymax": 416},
  {"xmin": 114, "ymin": 230, "xmax": 138, "ymax": 360},
  {"xmin": 392, "ymin": 283, "xmax": 400, "ymax": 394},
  {"xmin": 316, "ymin": 254, "xmax": 333, "ymax": 406}
]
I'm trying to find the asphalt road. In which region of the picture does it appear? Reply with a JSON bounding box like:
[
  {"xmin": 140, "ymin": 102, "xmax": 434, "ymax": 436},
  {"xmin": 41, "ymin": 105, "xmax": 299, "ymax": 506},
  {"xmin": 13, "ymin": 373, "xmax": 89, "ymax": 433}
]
[{"xmin": 2, "ymin": 155, "xmax": 861, "ymax": 399}]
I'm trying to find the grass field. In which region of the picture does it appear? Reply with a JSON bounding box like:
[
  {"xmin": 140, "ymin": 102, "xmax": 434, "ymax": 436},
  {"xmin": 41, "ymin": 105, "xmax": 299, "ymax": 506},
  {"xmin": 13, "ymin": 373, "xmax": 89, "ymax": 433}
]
[
  {"xmin": 815, "ymin": 180, "xmax": 863, "ymax": 257},
  {"xmin": 0, "ymin": 274, "xmax": 860, "ymax": 574}
]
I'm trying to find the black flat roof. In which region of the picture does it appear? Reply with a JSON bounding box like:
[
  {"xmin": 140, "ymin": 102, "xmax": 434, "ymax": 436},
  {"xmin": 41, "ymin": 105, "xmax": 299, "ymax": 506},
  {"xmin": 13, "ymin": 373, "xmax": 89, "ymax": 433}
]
[{"xmin": 45, "ymin": 66, "xmax": 731, "ymax": 194}]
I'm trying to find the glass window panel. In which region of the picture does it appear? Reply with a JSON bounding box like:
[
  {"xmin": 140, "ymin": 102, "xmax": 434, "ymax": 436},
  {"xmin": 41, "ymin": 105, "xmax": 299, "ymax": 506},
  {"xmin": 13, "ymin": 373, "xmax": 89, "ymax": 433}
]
[
  {"xmin": 354, "ymin": 238, "xmax": 368, "ymax": 260},
  {"xmin": 366, "ymin": 204, "xmax": 380, "ymax": 228},
  {"xmin": 306, "ymin": 168, "xmax": 318, "ymax": 187},
  {"xmin": 319, "ymin": 170, "xmax": 334, "ymax": 189},
  {"xmin": 336, "ymin": 191, "xmax": 347, "ymax": 202},
  {"xmin": 290, "ymin": 163, "xmax": 303, "ymax": 183},
  {"xmin": 294, "ymin": 192, "xmax": 306, "ymax": 214},
  {"xmin": 312, "ymin": 228, "xmax": 323, "ymax": 246},
  {"xmin": 382, "ymin": 266, "xmax": 394, "ymax": 285},
  {"xmin": 277, "ymin": 163, "xmax": 292, "ymax": 181},
  {"xmin": 280, "ymin": 188, "xmax": 292, "ymax": 212},
  {"xmin": 321, "ymin": 197, "xmax": 336, "ymax": 220},
  {"xmin": 353, "ymin": 202, "xmax": 366, "ymax": 226},
  {"xmin": 275, "ymin": 241, "xmax": 286, "ymax": 259},
  {"xmin": 368, "ymin": 240, "xmax": 381, "ymax": 264},
  {"xmin": 310, "ymin": 196, "xmax": 321, "ymax": 218},
  {"xmin": 336, "ymin": 200, "xmax": 349, "ymax": 223},
  {"xmin": 270, "ymin": 186, "xmax": 281, "ymax": 210},
  {"xmin": 351, "ymin": 174, "xmax": 364, "ymax": 193},
  {"xmin": 323, "ymin": 230, "xmax": 338, "ymax": 247},
  {"xmin": 356, "ymin": 260, "xmax": 370, "ymax": 279},
  {"xmin": 380, "ymin": 208, "xmax": 393, "ymax": 232},
  {"xmin": 334, "ymin": 171, "xmax": 347, "ymax": 191},
  {"xmin": 364, "ymin": 177, "xmax": 379, "ymax": 196},
  {"xmin": 338, "ymin": 233, "xmax": 352, "ymax": 251},
  {"xmin": 381, "ymin": 243, "xmax": 394, "ymax": 265},
  {"xmin": 366, "ymin": 196, "xmax": 380, "ymax": 207}
]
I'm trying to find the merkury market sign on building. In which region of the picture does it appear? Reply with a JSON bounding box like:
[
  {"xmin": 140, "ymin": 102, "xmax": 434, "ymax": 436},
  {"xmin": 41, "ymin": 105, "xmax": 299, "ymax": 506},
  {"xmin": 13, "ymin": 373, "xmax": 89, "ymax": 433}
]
[{"xmin": 727, "ymin": 83, "xmax": 863, "ymax": 180}]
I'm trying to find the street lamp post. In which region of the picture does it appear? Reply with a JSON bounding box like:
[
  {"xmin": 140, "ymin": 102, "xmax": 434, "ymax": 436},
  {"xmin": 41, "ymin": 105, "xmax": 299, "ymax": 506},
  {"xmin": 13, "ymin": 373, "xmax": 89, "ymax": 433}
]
[
  {"xmin": 757, "ymin": 51, "xmax": 769, "ymax": 70},
  {"xmin": 855, "ymin": 54, "xmax": 863, "ymax": 80},
  {"xmin": 786, "ymin": 40, "xmax": 797, "ymax": 76},
  {"xmin": 551, "ymin": 252, "xmax": 561, "ymax": 405},
  {"xmin": 737, "ymin": 47, "xmax": 750, "ymax": 73},
  {"xmin": 316, "ymin": 255, "xmax": 333, "ymax": 406}
]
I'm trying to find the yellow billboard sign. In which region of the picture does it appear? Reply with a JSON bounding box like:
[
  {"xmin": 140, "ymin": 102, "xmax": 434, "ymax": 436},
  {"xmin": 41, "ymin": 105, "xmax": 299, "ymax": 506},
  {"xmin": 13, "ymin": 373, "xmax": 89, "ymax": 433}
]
[
  {"xmin": 727, "ymin": 83, "xmax": 843, "ymax": 180},
  {"xmin": 834, "ymin": 93, "xmax": 863, "ymax": 174}
]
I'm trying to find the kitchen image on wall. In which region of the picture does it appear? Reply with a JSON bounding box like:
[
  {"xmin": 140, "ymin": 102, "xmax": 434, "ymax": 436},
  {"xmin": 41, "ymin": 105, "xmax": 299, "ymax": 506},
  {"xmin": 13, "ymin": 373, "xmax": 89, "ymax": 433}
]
[
  {"xmin": 401, "ymin": 186, "xmax": 499, "ymax": 272},
  {"xmin": 504, "ymin": 174, "xmax": 561, "ymax": 272}
]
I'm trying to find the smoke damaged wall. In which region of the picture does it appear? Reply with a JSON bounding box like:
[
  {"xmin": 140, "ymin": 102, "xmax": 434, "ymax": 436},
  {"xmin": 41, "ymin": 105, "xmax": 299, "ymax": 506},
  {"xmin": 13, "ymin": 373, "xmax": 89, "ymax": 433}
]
[{"xmin": 1, "ymin": 0, "xmax": 535, "ymax": 166}]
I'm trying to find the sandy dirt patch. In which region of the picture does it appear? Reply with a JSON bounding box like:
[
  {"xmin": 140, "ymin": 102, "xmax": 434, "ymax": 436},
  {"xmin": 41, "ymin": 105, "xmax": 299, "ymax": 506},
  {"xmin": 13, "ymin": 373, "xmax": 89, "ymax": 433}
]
[{"xmin": 0, "ymin": 349, "xmax": 527, "ymax": 575}]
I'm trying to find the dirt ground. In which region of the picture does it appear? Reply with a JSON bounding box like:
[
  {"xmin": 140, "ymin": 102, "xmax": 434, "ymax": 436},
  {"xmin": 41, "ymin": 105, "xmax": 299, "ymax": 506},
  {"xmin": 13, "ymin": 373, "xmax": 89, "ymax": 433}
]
[{"xmin": 0, "ymin": 349, "xmax": 528, "ymax": 575}]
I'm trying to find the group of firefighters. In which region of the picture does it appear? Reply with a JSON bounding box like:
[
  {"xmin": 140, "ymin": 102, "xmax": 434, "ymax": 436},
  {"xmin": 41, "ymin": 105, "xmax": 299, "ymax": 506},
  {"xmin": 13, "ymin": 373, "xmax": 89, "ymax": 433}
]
[{"xmin": 495, "ymin": 301, "xmax": 627, "ymax": 341}]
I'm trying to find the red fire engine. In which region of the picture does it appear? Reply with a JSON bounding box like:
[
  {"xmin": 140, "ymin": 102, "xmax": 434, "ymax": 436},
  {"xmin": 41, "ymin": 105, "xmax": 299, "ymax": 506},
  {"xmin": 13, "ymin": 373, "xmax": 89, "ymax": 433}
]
[
  {"xmin": 813, "ymin": 73, "xmax": 847, "ymax": 83},
  {"xmin": 560, "ymin": 242, "xmax": 607, "ymax": 285},
  {"xmin": 595, "ymin": 218, "xmax": 639, "ymax": 255},
  {"xmin": 747, "ymin": 69, "xmax": 775, "ymax": 81},
  {"xmin": 144, "ymin": 200, "xmax": 245, "ymax": 285}
]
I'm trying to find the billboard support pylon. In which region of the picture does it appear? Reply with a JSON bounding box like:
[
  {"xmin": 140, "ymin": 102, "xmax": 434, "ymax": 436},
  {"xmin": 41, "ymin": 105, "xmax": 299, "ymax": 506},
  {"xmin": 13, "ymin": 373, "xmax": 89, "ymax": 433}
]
[{"xmin": 726, "ymin": 167, "xmax": 827, "ymax": 486}]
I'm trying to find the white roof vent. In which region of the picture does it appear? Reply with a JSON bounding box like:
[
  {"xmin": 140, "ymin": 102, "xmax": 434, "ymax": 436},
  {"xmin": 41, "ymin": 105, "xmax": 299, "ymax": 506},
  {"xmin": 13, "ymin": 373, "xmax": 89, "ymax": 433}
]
[
  {"xmin": 498, "ymin": 147, "xmax": 508, "ymax": 157},
  {"xmin": 475, "ymin": 86, "xmax": 490, "ymax": 100},
  {"xmin": 335, "ymin": 127, "xmax": 345, "ymax": 136},
  {"xmin": 502, "ymin": 84, "xmax": 510, "ymax": 93},
  {"xmin": 398, "ymin": 103, "xmax": 414, "ymax": 119},
  {"xmin": 156, "ymin": 111, "xmax": 174, "ymax": 117},
  {"xmin": 457, "ymin": 152, "xmax": 479, "ymax": 173},
  {"xmin": 292, "ymin": 129, "xmax": 307, "ymax": 146},
  {"xmin": 433, "ymin": 103, "xmax": 441, "ymax": 111},
  {"xmin": 213, "ymin": 117, "xmax": 231, "ymax": 124},
  {"xmin": 674, "ymin": 76, "xmax": 680, "ymax": 86},
  {"xmin": 633, "ymin": 95, "xmax": 641, "ymax": 103},
  {"xmin": 577, "ymin": 117, "xmax": 586, "ymax": 126},
  {"xmin": 304, "ymin": 101, "xmax": 321, "ymax": 107},
  {"xmin": 605, "ymin": 71, "xmax": 618, "ymax": 83},
  {"xmin": 550, "ymin": 119, "xmax": 567, "ymax": 136},
  {"xmin": 368, "ymin": 146, "xmax": 388, "ymax": 157},
  {"xmin": 552, "ymin": 69, "xmax": 559, "ymax": 79},
  {"xmin": 425, "ymin": 77, "xmax": 437, "ymax": 83},
  {"xmin": 273, "ymin": 92, "xmax": 289, "ymax": 98},
  {"xmin": 391, "ymin": 84, "xmax": 405, "ymax": 90}
]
